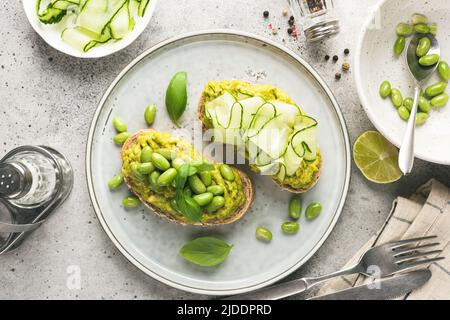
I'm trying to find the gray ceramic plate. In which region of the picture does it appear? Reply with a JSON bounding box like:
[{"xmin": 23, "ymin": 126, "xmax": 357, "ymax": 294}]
[{"xmin": 86, "ymin": 30, "xmax": 351, "ymax": 295}]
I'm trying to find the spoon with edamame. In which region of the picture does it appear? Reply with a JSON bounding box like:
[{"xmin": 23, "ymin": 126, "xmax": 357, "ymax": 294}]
[{"xmin": 399, "ymin": 33, "xmax": 440, "ymax": 175}]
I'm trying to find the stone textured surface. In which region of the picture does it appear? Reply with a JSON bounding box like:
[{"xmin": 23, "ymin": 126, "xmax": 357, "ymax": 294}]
[{"xmin": 0, "ymin": 0, "xmax": 448, "ymax": 299}]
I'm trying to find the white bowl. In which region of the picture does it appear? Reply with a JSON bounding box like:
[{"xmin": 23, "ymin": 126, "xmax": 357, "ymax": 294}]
[
  {"xmin": 23, "ymin": 0, "xmax": 158, "ymax": 58},
  {"xmin": 355, "ymin": 0, "xmax": 450, "ymax": 165}
]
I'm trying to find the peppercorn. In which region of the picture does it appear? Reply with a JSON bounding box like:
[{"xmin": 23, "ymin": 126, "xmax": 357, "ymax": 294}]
[
  {"xmin": 288, "ymin": 19, "xmax": 295, "ymax": 26},
  {"xmin": 263, "ymin": 11, "xmax": 269, "ymax": 18},
  {"xmin": 335, "ymin": 72, "xmax": 342, "ymax": 80},
  {"xmin": 290, "ymin": 15, "xmax": 295, "ymax": 21},
  {"xmin": 344, "ymin": 48, "xmax": 350, "ymax": 55},
  {"xmin": 333, "ymin": 55, "xmax": 339, "ymax": 62},
  {"xmin": 325, "ymin": 55, "xmax": 330, "ymax": 61},
  {"xmin": 287, "ymin": 28, "xmax": 293, "ymax": 35},
  {"xmin": 342, "ymin": 62, "xmax": 350, "ymax": 72}
]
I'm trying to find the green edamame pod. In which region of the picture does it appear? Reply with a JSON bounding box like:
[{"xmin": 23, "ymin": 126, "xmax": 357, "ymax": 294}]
[
  {"xmin": 113, "ymin": 132, "xmax": 130, "ymax": 145},
  {"xmin": 418, "ymin": 96, "xmax": 431, "ymax": 113},
  {"xmin": 396, "ymin": 23, "xmax": 413, "ymax": 36},
  {"xmin": 430, "ymin": 93, "xmax": 449, "ymax": 108},
  {"xmin": 412, "ymin": 13, "xmax": 428, "ymax": 25},
  {"xmin": 429, "ymin": 23, "xmax": 438, "ymax": 36},
  {"xmin": 140, "ymin": 146, "xmax": 153, "ymax": 163},
  {"xmin": 149, "ymin": 171, "xmax": 162, "ymax": 192},
  {"xmin": 390, "ymin": 88, "xmax": 403, "ymax": 108},
  {"xmin": 171, "ymin": 158, "xmax": 185, "ymax": 170},
  {"xmin": 414, "ymin": 23, "xmax": 430, "ymax": 34},
  {"xmin": 199, "ymin": 171, "xmax": 212, "ymax": 186},
  {"xmin": 281, "ymin": 222, "xmax": 300, "ymax": 234},
  {"xmin": 415, "ymin": 113, "xmax": 429, "ymax": 126},
  {"xmin": 397, "ymin": 106, "xmax": 410, "ymax": 120},
  {"xmin": 130, "ymin": 163, "xmax": 145, "ymax": 181},
  {"xmin": 219, "ymin": 164, "xmax": 235, "ymax": 181},
  {"xmin": 113, "ymin": 116, "xmax": 127, "ymax": 133},
  {"xmin": 137, "ymin": 162, "xmax": 155, "ymax": 175},
  {"xmin": 207, "ymin": 185, "xmax": 225, "ymax": 196},
  {"xmin": 255, "ymin": 227, "xmax": 273, "ymax": 242},
  {"xmin": 425, "ymin": 82, "xmax": 446, "ymax": 98},
  {"xmin": 306, "ymin": 203, "xmax": 322, "ymax": 220},
  {"xmin": 379, "ymin": 81, "xmax": 391, "ymax": 98},
  {"xmin": 151, "ymin": 153, "xmax": 171, "ymax": 171},
  {"xmin": 394, "ymin": 36, "xmax": 406, "ymax": 56},
  {"xmin": 157, "ymin": 168, "xmax": 177, "ymax": 186},
  {"xmin": 403, "ymin": 97, "xmax": 413, "ymax": 111},
  {"xmin": 416, "ymin": 37, "xmax": 430, "ymax": 57},
  {"xmin": 419, "ymin": 54, "xmax": 440, "ymax": 66},
  {"xmin": 144, "ymin": 104, "xmax": 157, "ymax": 125},
  {"xmin": 206, "ymin": 196, "xmax": 225, "ymax": 213},
  {"xmin": 157, "ymin": 148, "xmax": 173, "ymax": 160},
  {"xmin": 122, "ymin": 196, "xmax": 140, "ymax": 208},
  {"xmin": 438, "ymin": 61, "xmax": 450, "ymax": 82},
  {"xmin": 188, "ymin": 174, "xmax": 207, "ymax": 194},
  {"xmin": 108, "ymin": 174, "xmax": 124, "ymax": 190},
  {"xmin": 192, "ymin": 192, "xmax": 214, "ymax": 206},
  {"xmin": 289, "ymin": 196, "xmax": 302, "ymax": 220}
]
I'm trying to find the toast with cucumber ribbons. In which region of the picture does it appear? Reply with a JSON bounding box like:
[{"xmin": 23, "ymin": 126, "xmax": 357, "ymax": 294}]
[
  {"xmin": 121, "ymin": 129, "xmax": 254, "ymax": 226},
  {"xmin": 197, "ymin": 80, "xmax": 322, "ymax": 193}
]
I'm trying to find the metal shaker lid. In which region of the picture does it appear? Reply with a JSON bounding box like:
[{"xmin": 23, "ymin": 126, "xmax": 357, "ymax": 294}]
[{"xmin": 0, "ymin": 162, "xmax": 32, "ymax": 199}]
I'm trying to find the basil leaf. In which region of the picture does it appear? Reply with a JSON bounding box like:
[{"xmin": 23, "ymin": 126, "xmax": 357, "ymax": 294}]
[
  {"xmin": 165, "ymin": 72, "xmax": 187, "ymax": 128},
  {"xmin": 191, "ymin": 161, "xmax": 214, "ymax": 173},
  {"xmin": 179, "ymin": 237, "xmax": 233, "ymax": 267},
  {"xmin": 177, "ymin": 196, "xmax": 202, "ymax": 222}
]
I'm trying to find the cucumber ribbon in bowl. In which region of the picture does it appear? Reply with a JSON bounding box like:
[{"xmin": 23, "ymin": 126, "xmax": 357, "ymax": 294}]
[{"xmin": 204, "ymin": 91, "xmax": 318, "ymax": 182}]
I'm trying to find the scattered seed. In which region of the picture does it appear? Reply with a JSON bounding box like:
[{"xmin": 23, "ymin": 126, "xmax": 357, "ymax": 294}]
[
  {"xmin": 333, "ymin": 55, "xmax": 339, "ymax": 62},
  {"xmin": 263, "ymin": 11, "xmax": 269, "ymax": 18},
  {"xmin": 342, "ymin": 62, "xmax": 350, "ymax": 72},
  {"xmin": 287, "ymin": 28, "xmax": 293, "ymax": 35},
  {"xmin": 282, "ymin": 9, "xmax": 288, "ymax": 16},
  {"xmin": 335, "ymin": 72, "xmax": 342, "ymax": 80},
  {"xmin": 344, "ymin": 48, "xmax": 350, "ymax": 55},
  {"xmin": 288, "ymin": 19, "xmax": 294, "ymax": 26},
  {"xmin": 325, "ymin": 55, "xmax": 330, "ymax": 61},
  {"xmin": 290, "ymin": 15, "xmax": 295, "ymax": 21},
  {"xmin": 272, "ymin": 27, "xmax": 278, "ymax": 35}
]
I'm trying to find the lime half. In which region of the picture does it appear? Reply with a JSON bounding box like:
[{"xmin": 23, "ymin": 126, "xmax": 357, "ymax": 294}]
[{"xmin": 353, "ymin": 131, "xmax": 402, "ymax": 184}]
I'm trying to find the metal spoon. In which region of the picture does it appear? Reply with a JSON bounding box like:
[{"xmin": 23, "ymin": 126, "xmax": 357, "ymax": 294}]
[{"xmin": 398, "ymin": 34, "xmax": 440, "ymax": 175}]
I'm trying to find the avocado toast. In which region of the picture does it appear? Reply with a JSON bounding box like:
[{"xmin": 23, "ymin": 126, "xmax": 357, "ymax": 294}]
[
  {"xmin": 197, "ymin": 80, "xmax": 322, "ymax": 194},
  {"xmin": 121, "ymin": 129, "xmax": 254, "ymax": 226}
]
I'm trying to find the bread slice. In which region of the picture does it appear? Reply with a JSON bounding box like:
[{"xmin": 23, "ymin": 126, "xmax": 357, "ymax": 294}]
[
  {"xmin": 197, "ymin": 84, "xmax": 322, "ymax": 194},
  {"xmin": 121, "ymin": 129, "xmax": 254, "ymax": 226}
]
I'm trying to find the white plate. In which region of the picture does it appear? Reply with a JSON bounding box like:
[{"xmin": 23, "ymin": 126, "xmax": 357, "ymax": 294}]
[
  {"xmin": 23, "ymin": 0, "xmax": 157, "ymax": 58},
  {"xmin": 356, "ymin": 0, "xmax": 450, "ymax": 165},
  {"xmin": 86, "ymin": 30, "xmax": 351, "ymax": 295}
]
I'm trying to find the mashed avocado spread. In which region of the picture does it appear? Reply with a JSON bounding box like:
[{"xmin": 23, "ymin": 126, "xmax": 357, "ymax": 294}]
[
  {"xmin": 202, "ymin": 80, "xmax": 321, "ymax": 189},
  {"xmin": 122, "ymin": 131, "xmax": 245, "ymax": 223}
]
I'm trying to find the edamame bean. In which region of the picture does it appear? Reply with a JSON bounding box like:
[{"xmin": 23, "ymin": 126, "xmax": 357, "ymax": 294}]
[
  {"xmin": 416, "ymin": 37, "xmax": 431, "ymax": 57},
  {"xmin": 206, "ymin": 185, "xmax": 225, "ymax": 196},
  {"xmin": 188, "ymin": 174, "xmax": 207, "ymax": 194},
  {"xmin": 419, "ymin": 54, "xmax": 439, "ymax": 66},
  {"xmin": 108, "ymin": 174, "xmax": 124, "ymax": 189},
  {"xmin": 140, "ymin": 146, "xmax": 153, "ymax": 163},
  {"xmin": 415, "ymin": 112, "xmax": 429, "ymax": 126},
  {"xmin": 219, "ymin": 164, "xmax": 235, "ymax": 181},
  {"xmin": 130, "ymin": 163, "xmax": 145, "ymax": 181},
  {"xmin": 206, "ymin": 196, "xmax": 225, "ymax": 213},
  {"xmin": 199, "ymin": 171, "xmax": 212, "ymax": 186},
  {"xmin": 305, "ymin": 203, "xmax": 322, "ymax": 220},
  {"xmin": 414, "ymin": 23, "xmax": 430, "ymax": 34},
  {"xmin": 144, "ymin": 104, "xmax": 156, "ymax": 125},
  {"xmin": 151, "ymin": 153, "xmax": 171, "ymax": 171},
  {"xmin": 396, "ymin": 23, "xmax": 413, "ymax": 36},
  {"xmin": 122, "ymin": 196, "xmax": 140, "ymax": 208},
  {"xmin": 171, "ymin": 158, "xmax": 185, "ymax": 170},
  {"xmin": 149, "ymin": 171, "xmax": 162, "ymax": 192},
  {"xmin": 157, "ymin": 148, "xmax": 173, "ymax": 160},
  {"xmin": 412, "ymin": 13, "xmax": 428, "ymax": 25},
  {"xmin": 379, "ymin": 81, "xmax": 391, "ymax": 98},
  {"xmin": 430, "ymin": 93, "xmax": 449, "ymax": 108},
  {"xmin": 255, "ymin": 227, "xmax": 273, "ymax": 242},
  {"xmin": 425, "ymin": 82, "xmax": 446, "ymax": 98},
  {"xmin": 429, "ymin": 23, "xmax": 438, "ymax": 36},
  {"xmin": 193, "ymin": 192, "xmax": 214, "ymax": 206},
  {"xmin": 281, "ymin": 222, "xmax": 300, "ymax": 234},
  {"xmin": 113, "ymin": 132, "xmax": 130, "ymax": 145},
  {"xmin": 157, "ymin": 168, "xmax": 177, "ymax": 186},
  {"xmin": 438, "ymin": 61, "xmax": 450, "ymax": 82},
  {"xmin": 113, "ymin": 116, "xmax": 127, "ymax": 133},
  {"xmin": 397, "ymin": 106, "xmax": 410, "ymax": 121},
  {"xmin": 390, "ymin": 88, "xmax": 403, "ymax": 107},
  {"xmin": 137, "ymin": 162, "xmax": 155, "ymax": 175},
  {"xmin": 418, "ymin": 96, "xmax": 431, "ymax": 113},
  {"xmin": 289, "ymin": 196, "xmax": 302, "ymax": 220},
  {"xmin": 394, "ymin": 36, "xmax": 406, "ymax": 56},
  {"xmin": 403, "ymin": 97, "xmax": 413, "ymax": 111}
]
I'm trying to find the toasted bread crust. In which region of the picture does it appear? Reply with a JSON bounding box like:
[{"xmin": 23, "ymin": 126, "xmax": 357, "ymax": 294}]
[
  {"xmin": 197, "ymin": 91, "xmax": 322, "ymax": 194},
  {"xmin": 121, "ymin": 129, "xmax": 254, "ymax": 226}
]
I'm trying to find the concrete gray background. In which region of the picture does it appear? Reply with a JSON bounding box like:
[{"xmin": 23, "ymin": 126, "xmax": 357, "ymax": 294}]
[{"xmin": 0, "ymin": 0, "xmax": 448, "ymax": 299}]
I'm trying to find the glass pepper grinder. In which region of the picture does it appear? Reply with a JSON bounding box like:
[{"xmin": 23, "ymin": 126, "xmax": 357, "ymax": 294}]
[
  {"xmin": 288, "ymin": 0, "xmax": 340, "ymax": 42},
  {"xmin": 0, "ymin": 146, "xmax": 73, "ymax": 254}
]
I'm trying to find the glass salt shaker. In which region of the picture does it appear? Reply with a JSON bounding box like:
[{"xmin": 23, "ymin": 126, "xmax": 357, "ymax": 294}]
[{"xmin": 288, "ymin": 0, "xmax": 340, "ymax": 42}]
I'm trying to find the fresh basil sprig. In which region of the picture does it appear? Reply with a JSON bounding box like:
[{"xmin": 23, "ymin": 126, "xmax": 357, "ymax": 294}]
[{"xmin": 179, "ymin": 237, "xmax": 233, "ymax": 267}]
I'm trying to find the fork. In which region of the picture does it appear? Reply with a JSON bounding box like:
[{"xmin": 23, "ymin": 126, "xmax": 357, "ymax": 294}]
[{"xmin": 224, "ymin": 235, "xmax": 444, "ymax": 300}]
